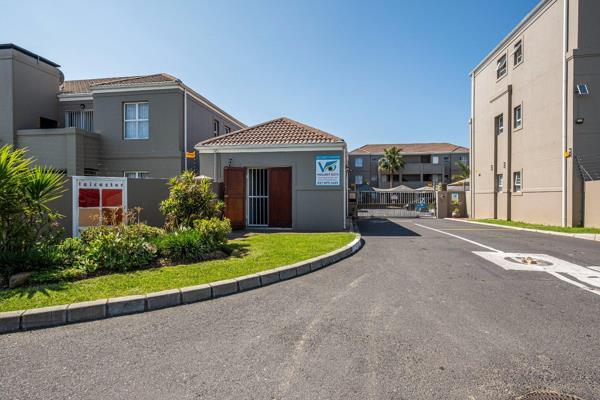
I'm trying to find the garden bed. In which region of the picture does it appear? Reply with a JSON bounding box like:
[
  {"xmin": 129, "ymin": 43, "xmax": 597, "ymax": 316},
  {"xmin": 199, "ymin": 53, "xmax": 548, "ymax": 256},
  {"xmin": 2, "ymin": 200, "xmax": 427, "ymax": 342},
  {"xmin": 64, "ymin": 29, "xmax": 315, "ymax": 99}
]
[{"xmin": 0, "ymin": 232, "xmax": 356, "ymax": 312}]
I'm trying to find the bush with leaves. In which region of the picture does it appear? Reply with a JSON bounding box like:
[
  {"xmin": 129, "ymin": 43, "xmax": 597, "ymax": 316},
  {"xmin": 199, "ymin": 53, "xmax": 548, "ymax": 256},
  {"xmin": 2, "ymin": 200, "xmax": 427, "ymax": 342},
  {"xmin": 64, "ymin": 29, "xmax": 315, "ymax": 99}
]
[
  {"xmin": 62, "ymin": 224, "xmax": 164, "ymax": 273},
  {"xmin": 0, "ymin": 145, "xmax": 66, "ymax": 277},
  {"xmin": 160, "ymin": 171, "xmax": 224, "ymax": 231},
  {"xmin": 154, "ymin": 218, "xmax": 231, "ymax": 263}
]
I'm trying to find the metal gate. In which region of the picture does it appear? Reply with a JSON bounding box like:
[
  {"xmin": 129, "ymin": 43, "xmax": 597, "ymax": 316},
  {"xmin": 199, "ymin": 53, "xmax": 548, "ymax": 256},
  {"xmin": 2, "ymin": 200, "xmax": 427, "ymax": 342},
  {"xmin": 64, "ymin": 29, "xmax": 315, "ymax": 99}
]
[
  {"xmin": 356, "ymin": 190, "xmax": 436, "ymax": 218},
  {"xmin": 247, "ymin": 168, "xmax": 268, "ymax": 226}
]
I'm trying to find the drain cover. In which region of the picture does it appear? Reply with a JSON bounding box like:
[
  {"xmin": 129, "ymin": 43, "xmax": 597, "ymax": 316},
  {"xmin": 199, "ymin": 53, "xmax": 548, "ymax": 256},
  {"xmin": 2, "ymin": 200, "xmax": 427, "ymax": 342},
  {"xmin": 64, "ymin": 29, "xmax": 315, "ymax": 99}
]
[
  {"xmin": 517, "ymin": 390, "xmax": 585, "ymax": 400},
  {"xmin": 504, "ymin": 256, "xmax": 553, "ymax": 267}
]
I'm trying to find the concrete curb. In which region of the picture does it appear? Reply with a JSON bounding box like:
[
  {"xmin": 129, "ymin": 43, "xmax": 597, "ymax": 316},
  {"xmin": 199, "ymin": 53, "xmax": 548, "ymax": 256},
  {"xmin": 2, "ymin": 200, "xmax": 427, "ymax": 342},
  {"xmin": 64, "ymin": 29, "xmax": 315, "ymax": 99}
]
[
  {"xmin": 0, "ymin": 231, "xmax": 363, "ymax": 334},
  {"xmin": 447, "ymin": 218, "xmax": 600, "ymax": 242}
]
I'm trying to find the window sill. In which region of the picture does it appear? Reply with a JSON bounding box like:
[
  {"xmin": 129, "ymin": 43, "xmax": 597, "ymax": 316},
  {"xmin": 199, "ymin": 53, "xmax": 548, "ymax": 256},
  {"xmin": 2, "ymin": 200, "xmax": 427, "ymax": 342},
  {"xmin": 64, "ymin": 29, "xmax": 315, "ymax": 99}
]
[
  {"xmin": 123, "ymin": 137, "xmax": 150, "ymax": 140},
  {"xmin": 514, "ymin": 60, "xmax": 524, "ymax": 69},
  {"xmin": 496, "ymin": 73, "xmax": 508, "ymax": 83},
  {"xmin": 513, "ymin": 126, "xmax": 523, "ymax": 132},
  {"xmin": 512, "ymin": 191, "xmax": 523, "ymax": 197}
]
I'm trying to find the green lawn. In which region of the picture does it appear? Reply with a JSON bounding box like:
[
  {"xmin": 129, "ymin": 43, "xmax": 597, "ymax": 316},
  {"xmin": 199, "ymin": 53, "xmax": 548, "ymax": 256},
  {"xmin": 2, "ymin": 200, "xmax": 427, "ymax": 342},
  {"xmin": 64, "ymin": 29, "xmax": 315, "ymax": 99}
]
[
  {"xmin": 475, "ymin": 219, "xmax": 600, "ymax": 234},
  {"xmin": 0, "ymin": 232, "xmax": 356, "ymax": 312}
]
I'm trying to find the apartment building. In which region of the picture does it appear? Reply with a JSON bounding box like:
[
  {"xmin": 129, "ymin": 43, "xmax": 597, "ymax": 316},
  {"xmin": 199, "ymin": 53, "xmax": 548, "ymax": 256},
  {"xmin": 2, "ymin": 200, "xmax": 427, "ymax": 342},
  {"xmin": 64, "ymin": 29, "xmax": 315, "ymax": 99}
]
[
  {"xmin": 349, "ymin": 143, "xmax": 469, "ymax": 189},
  {"xmin": 469, "ymin": 0, "xmax": 600, "ymax": 227},
  {"xmin": 0, "ymin": 43, "xmax": 244, "ymax": 178}
]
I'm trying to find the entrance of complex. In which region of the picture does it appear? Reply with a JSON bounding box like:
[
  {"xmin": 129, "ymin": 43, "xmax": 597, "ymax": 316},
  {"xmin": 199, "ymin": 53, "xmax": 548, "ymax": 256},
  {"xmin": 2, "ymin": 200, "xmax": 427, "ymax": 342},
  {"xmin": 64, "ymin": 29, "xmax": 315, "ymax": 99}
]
[
  {"xmin": 224, "ymin": 166, "xmax": 292, "ymax": 229},
  {"xmin": 356, "ymin": 190, "xmax": 436, "ymax": 218}
]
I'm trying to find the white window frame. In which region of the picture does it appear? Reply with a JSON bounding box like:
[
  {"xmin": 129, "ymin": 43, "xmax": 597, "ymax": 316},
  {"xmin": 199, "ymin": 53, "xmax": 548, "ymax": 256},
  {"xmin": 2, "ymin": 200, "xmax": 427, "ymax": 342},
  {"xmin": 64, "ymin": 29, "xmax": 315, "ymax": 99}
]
[
  {"xmin": 496, "ymin": 54, "xmax": 507, "ymax": 79},
  {"xmin": 459, "ymin": 155, "xmax": 467, "ymax": 162},
  {"xmin": 213, "ymin": 119, "xmax": 220, "ymax": 136},
  {"xmin": 123, "ymin": 102, "xmax": 149, "ymax": 140},
  {"xmin": 224, "ymin": 125, "xmax": 231, "ymax": 134},
  {"xmin": 123, "ymin": 171, "xmax": 149, "ymax": 179},
  {"xmin": 355, "ymin": 175, "xmax": 363, "ymax": 185},
  {"xmin": 355, "ymin": 158, "xmax": 363, "ymax": 168},
  {"xmin": 432, "ymin": 156, "xmax": 439, "ymax": 165},
  {"xmin": 495, "ymin": 114, "xmax": 504, "ymax": 135},
  {"xmin": 514, "ymin": 105, "xmax": 523, "ymax": 129},
  {"xmin": 514, "ymin": 41, "xmax": 523, "ymax": 66},
  {"xmin": 513, "ymin": 171, "xmax": 522, "ymax": 192},
  {"xmin": 496, "ymin": 174, "xmax": 504, "ymax": 192}
]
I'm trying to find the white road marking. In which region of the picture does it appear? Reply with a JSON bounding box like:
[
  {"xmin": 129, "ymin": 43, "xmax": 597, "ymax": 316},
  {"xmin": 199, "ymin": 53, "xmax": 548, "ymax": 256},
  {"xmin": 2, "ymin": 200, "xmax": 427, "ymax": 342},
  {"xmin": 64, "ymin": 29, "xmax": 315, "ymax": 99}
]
[
  {"xmin": 414, "ymin": 222, "xmax": 600, "ymax": 297},
  {"xmin": 414, "ymin": 223, "xmax": 503, "ymax": 253}
]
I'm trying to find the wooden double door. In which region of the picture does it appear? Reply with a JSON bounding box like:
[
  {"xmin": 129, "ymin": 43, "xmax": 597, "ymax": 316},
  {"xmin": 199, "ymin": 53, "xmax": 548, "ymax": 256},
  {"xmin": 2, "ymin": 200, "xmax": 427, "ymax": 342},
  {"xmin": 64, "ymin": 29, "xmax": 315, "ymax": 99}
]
[{"xmin": 224, "ymin": 166, "xmax": 292, "ymax": 229}]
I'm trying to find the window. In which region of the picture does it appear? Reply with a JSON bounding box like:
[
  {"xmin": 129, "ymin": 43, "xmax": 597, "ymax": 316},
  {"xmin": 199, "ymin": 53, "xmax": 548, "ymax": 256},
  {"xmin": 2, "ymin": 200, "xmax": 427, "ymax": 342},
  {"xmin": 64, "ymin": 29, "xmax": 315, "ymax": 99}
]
[
  {"xmin": 124, "ymin": 102, "xmax": 149, "ymax": 139},
  {"xmin": 514, "ymin": 105, "xmax": 523, "ymax": 129},
  {"xmin": 355, "ymin": 158, "xmax": 363, "ymax": 168},
  {"xmin": 355, "ymin": 175, "xmax": 363, "ymax": 185},
  {"xmin": 496, "ymin": 174, "xmax": 504, "ymax": 192},
  {"xmin": 514, "ymin": 41, "xmax": 523, "ymax": 65},
  {"xmin": 213, "ymin": 119, "xmax": 220, "ymax": 136},
  {"xmin": 495, "ymin": 114, "xmax": 504, "ymax": 135},
  {"xmin": 66, "ymin": 110, "xmax": 94, "ymax": 132},
  {"xmin": 371, "ymin": 175, "xmax": 378, "ymax": 182},
  {"xmin": 513, "ymin": 171, "xmax": 522, "ymax": 192},
  {"xmin": 421, "ymin": 155, "xmax": 432, "ymax": 163},
  {"xmin": 496, "ymin": 54, "xmax": 507, "ymax": 79},
  {"xmin": 459, "ymin": 155, "xmax": 468, "ymax": 162},
  {"xmin": 224, "ymin": 125, "xmax": 231, "ymax": 134},
  {"xmin": 123, "ymin": 171, "xmax": 149, "ymax": 179},
  {"xmin": 432, "ymin": 156, "xmax": 439, "ymax": 164}
]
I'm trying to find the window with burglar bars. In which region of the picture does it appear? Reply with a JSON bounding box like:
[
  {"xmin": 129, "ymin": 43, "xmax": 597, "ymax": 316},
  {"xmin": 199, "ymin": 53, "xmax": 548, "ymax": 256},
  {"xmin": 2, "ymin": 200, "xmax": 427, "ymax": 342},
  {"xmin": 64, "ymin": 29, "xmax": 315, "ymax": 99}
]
[
  {"xmin": 65, "ymin": 110, "xmax": 94, "ymax": 132},
  {"xmin": 247, "ymin": 168, "xmax": 269, "ymax": 226}
]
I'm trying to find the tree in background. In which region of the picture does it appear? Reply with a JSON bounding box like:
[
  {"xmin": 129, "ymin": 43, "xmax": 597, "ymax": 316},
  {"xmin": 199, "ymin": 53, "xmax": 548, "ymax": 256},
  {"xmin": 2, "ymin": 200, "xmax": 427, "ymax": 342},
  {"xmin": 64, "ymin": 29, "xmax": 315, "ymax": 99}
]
[
  {"xmin": 160, "ymin": 171, "xmax": 224, "ymax": 231},
  {"xmin": 378, "ymin": 147, "xmax": 405, "ymax": 188},
  {"xmin": 452, "ymin": 161, "xmax": 470, "ymax": 185},
  {"xmin": 0, "ymin": 145, "xmax": 66, "ymax": 276}
]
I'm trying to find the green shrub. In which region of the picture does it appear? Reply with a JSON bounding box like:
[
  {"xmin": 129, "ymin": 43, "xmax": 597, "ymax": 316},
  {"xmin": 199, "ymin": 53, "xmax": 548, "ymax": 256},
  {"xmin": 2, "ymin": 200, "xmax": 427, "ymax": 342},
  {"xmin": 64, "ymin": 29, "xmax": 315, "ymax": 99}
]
[
  {"xmin": 75, "ymin": 224, "xmax": 163, "ymax": 272},
  {"xmin": 160, "ymin": 171, "xmax": 224, "ymax": 230},
  {"xmin": 0, "ymin": 145, "xmax": 66, "ymax": 278},
  {"xmin": 155, "ymin": 218, "xmax": 231, "ymax": 263}
]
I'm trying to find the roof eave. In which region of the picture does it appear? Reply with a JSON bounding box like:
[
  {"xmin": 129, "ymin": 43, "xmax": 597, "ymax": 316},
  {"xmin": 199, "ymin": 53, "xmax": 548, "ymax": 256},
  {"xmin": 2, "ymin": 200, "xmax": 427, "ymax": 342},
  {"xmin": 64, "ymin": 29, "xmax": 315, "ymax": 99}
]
[
  {"xmin": 195, "ymin": 142, "xmax": 346, "ymax": 153},
  {"xmin": 470, "ymin": 0, "xmax": 552, "ymax": 76}
]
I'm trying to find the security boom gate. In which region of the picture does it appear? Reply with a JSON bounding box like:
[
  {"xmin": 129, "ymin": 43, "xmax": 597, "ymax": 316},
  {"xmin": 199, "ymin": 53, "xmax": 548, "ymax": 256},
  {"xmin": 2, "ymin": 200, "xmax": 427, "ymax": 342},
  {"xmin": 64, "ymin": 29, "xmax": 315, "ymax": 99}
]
[{"xmin": 356, "ymin": 190, "xmax": 436, "ymax": 217}]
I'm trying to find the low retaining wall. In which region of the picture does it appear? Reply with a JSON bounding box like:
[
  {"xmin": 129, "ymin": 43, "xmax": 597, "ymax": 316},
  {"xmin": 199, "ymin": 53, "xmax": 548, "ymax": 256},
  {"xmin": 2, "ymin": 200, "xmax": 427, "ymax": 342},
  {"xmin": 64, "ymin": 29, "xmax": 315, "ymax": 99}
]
[{"xmin": 0, "ymin": 234, "xmax": 362, "ymax": 334}]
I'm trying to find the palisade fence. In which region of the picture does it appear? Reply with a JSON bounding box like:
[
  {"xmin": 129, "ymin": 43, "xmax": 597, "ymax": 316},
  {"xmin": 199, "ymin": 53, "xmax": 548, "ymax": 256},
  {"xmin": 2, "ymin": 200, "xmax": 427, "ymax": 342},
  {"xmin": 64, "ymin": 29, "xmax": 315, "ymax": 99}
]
[{"xmin": 355, "ymin": 190, "xmax": 436, "ymax": 218}]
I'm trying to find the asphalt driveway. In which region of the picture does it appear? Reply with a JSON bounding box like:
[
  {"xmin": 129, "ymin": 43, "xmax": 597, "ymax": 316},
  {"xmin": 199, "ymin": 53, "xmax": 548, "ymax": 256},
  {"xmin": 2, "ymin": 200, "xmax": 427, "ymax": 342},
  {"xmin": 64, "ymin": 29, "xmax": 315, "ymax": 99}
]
[{"xmin": 1, "ymin": 218, "xmax": 598, "ymax": 400}]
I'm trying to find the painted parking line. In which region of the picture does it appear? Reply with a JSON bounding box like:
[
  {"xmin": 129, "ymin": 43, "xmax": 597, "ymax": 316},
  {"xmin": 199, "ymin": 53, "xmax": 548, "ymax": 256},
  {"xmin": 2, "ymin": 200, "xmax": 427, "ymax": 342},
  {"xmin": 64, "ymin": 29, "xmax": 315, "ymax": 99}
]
[{"xmin": 414, "ymin": 222, "xmax": 600, "ymax": 297}]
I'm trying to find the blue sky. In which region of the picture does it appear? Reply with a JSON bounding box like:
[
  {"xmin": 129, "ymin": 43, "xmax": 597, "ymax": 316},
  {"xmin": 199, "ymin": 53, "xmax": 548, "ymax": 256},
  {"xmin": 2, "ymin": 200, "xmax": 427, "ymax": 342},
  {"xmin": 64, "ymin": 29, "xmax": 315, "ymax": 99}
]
[{"xmin": 1, "ymin": 0, "xmax": 539, "ymax": 150}]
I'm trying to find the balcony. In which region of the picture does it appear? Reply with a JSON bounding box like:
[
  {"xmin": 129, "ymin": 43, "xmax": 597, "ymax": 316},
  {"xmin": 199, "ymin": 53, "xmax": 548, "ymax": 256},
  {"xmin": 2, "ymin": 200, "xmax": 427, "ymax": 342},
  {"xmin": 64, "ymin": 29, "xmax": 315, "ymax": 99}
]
[{"xmin": 16, "ymin": 127, "xmax": 101, "ymax": 176}]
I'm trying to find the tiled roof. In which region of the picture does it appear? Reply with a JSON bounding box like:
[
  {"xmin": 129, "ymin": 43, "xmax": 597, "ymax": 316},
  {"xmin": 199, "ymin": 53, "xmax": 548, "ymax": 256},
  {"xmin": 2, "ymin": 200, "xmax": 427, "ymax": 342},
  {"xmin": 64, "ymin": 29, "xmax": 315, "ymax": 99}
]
[
  {"xmin": 60, "ymin": 73, "xmax": 179, "ymax": 93},
  {"xmin": 197, "ymin": 118, "xmax": 345, "ymax": 147},
  {"xmin": 350, "ymin": 143, "xmax": 469, "ymax": 155}
]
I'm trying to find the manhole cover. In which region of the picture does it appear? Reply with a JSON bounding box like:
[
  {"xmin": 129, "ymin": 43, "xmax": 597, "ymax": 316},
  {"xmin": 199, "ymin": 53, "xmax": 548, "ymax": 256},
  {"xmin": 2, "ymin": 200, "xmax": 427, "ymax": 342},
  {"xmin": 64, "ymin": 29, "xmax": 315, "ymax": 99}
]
[
  {"xmin": 504, "ymin": 256, "xmax": 553, "ymax": 267},
  {"xmin": 517, "ymin": 390, "xmax": 585, "ymax": 400}
]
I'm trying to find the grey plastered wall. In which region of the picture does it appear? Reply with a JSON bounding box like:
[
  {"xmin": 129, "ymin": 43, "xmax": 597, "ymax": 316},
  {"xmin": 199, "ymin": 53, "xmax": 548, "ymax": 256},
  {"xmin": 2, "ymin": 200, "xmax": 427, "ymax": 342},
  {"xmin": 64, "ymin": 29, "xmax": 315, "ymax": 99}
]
[
  {"xmin": 16, "ymin": 128, "xmax": 101, "ymax": 175},
  {"xmin": 92, "ymin": 89, "xmax": 184, "ymax": 178},
  {"xmin": 199, "ymin": 150, "xmax": 346, "ymax": 231},
  {"xmin": 0, "ymin": 47, "xmax": 61, "ymax": 145},
  {"xmin": 49, "ymin": 177, "xmax": 170, "ymax": 235}
]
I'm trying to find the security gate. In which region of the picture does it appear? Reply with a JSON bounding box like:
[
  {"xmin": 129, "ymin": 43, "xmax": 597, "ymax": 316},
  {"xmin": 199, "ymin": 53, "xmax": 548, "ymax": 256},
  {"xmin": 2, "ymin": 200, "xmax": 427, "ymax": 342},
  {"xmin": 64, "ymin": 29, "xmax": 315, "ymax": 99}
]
[
  {"xmin": 247, "ymin": 168, "xmax": 269, "ymax": 226},
  {"xmin": 356, "ymin": 190, "xmax": 436, "ymax": 218}
]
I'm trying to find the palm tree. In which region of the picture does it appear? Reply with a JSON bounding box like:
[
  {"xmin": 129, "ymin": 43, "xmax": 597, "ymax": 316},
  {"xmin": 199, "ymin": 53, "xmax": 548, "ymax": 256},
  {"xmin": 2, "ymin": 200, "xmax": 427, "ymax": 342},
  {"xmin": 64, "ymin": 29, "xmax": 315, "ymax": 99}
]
[
  {"xmin": 378, "ymin": 147, "xmax": 405, "ymax": 188},
  {"xmin": 452, "ymin": 160, "xmax": 470, "ymax": 186}
]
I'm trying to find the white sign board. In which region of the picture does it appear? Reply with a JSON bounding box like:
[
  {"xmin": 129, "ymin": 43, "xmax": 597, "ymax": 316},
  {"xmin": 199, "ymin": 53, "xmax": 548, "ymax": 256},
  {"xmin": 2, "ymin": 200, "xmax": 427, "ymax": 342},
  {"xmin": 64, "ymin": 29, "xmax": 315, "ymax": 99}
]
[
  {"xmin": 315, "ymin": 155, "xmax": 341, "ymax": 186},
  {"xmin": 72, "ymin": 176, "xmax": 127, "ymax": 237}
]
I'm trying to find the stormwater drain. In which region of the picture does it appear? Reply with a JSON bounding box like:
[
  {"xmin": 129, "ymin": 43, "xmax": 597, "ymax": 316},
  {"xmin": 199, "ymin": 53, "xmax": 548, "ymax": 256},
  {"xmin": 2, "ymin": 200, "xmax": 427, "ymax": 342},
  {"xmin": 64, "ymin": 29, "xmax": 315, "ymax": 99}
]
[
  {"xmin": 517, "ymin": 390, "xmax": 585, "ymax": 400},
  {"xmin": 504, "ymin": 256, "xmax": 553, "ymax": 267}
]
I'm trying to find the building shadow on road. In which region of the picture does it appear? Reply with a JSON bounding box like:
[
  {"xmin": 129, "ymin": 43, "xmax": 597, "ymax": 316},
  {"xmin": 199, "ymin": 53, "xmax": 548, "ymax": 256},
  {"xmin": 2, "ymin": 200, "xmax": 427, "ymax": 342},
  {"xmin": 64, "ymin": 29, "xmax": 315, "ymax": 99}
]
[{"xmin": 357, "ymin": 218, "xmax": 421, "ymax": 237}]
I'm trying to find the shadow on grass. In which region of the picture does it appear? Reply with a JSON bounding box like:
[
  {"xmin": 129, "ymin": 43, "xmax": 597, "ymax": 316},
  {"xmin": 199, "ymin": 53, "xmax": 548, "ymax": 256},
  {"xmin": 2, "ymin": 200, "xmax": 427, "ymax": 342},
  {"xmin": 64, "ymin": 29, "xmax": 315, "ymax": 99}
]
[{"xmin": 0, "ymin": 242, "xmax": 253, "ymax": 300}]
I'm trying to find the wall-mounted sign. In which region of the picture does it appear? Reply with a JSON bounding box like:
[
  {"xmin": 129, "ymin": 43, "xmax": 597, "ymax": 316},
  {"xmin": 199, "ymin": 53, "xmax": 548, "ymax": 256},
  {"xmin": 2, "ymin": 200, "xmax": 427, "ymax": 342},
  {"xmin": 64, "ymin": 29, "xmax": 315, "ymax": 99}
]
[
  {"xmin": 72, "ymin": 176, "xmax": 127, "ymax": 237},
  {"xmin": 315, "ymin": 155, "xmax": 341, "ymax": 186}
]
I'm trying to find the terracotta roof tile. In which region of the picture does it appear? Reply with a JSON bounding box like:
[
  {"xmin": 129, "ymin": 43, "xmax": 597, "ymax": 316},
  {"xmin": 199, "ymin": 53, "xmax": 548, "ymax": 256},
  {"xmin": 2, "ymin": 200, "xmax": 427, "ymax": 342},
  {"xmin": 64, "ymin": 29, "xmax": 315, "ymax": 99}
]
[
  {"xmin": 350, "ymin": 143, "xmax": 469, "ymax": 155},
  {"xmin": 197, "ymin": 118, "xmax": 344, "ymax": 147},
  {"xmin": 60, "ymin": 73, "xmax": 179, "ymax": 93}
]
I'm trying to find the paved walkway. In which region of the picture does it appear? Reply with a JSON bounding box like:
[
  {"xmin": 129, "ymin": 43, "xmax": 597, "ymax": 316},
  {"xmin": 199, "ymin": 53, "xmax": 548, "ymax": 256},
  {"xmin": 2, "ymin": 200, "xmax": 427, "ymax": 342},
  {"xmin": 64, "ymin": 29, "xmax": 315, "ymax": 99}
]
[{"xmin": 1, "ymin": 218, "xmax": 598, "ymax": 399}]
